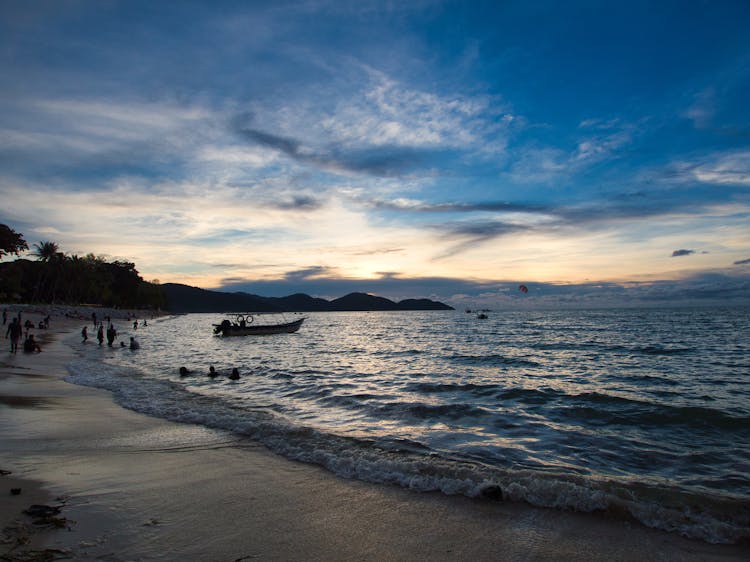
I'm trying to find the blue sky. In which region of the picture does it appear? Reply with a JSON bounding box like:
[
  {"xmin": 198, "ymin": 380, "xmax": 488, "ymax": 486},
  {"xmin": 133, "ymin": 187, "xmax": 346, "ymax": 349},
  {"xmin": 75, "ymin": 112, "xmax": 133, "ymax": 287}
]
[{"xmin": 1, "ymin": 0, "xmax": 749, "ymax": 307}]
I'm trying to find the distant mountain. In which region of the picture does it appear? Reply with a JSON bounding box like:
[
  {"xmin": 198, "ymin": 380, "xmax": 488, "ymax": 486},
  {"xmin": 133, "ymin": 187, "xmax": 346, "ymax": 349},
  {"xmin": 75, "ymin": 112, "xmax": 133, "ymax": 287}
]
[
  {"xmin": 267, "ymin": 293, "xmax": 332, "ymax": 312},
  {"xmin": 161, "ymin": 283, "xmax": 281, "ymax": 313},
  {"xmin": 330, "ymin": 292, "xmax": 400, "ymax": 311},
  {"xmin": 162, "ymin": 283, "xmax": 453, "ymax": 313},
  {"xmin": 397, "ymin": 298, "xmax": 454, "ymax": 310}
]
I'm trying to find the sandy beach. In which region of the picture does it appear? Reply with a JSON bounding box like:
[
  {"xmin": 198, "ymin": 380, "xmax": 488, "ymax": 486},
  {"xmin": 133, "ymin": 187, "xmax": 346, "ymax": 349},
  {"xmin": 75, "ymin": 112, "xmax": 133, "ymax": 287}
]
[{"xmin": 1, "ymin": 308, "xmax": 748, "ymax": 561}]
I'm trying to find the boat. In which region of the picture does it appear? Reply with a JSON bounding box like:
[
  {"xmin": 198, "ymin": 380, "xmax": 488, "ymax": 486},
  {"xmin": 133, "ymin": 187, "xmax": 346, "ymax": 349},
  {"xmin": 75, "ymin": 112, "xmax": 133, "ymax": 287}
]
[{"xmin": 213, "ymin": 314, "xmax": 306, "ymax": 336}]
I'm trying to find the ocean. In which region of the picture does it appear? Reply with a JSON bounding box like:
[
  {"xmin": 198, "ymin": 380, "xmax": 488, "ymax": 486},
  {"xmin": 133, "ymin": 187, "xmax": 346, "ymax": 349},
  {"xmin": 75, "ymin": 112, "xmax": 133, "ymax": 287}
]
[{"xmin": 64, "ymin": 307, "xmax": 750, "ymax": 544}]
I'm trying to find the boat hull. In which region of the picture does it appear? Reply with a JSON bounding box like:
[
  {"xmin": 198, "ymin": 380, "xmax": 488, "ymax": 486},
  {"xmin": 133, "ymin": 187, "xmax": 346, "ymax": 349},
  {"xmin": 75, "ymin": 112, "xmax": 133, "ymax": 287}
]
[{"xmin": 213, "ymin": 317, "xmax": 305, "ymax": 336}]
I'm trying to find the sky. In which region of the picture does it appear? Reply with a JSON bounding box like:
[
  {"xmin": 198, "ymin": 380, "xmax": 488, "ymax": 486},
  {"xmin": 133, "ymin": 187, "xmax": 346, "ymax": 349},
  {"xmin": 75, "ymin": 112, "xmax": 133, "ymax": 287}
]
[{"xmin": 1, "ymin": 0, "xmax": 749, "ymax": 308}]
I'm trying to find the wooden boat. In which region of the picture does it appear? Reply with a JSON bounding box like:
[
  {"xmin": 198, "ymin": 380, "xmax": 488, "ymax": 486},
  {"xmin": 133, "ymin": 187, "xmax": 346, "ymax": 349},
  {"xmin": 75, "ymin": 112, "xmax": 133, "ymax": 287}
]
[{"xmin": 213, "ymin": 314, "xmax": 305, "ymax": 336}]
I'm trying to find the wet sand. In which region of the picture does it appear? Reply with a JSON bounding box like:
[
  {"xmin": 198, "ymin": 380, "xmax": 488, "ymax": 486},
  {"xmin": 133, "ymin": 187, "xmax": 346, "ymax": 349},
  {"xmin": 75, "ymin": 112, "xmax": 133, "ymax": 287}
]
[{"xmin": 1, "ymin": 310, "xmax": 747, "ymax": 561}]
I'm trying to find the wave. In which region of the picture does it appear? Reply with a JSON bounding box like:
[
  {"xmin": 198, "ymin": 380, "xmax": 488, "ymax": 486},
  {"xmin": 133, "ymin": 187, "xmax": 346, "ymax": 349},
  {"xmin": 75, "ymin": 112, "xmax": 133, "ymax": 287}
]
[
  {"xmin": 556, "ymin": 392, "xmax": 750, "ymax": 430},
  {"xmin": 447, "ymin": 353, "xmax": 540, "ymax": 368},
  {"xmin": 528, "ymin": 341, "xmax": 695, "ymax": 355},
  {"xmin": 404, "ymin": 382, "xmax": 500, "ymax": 396},
  {"xmin": 64, "ymin": 358, "xmax": 749, "ymax": 545},
  {"xmin": 403, "ymin": 381, "xmax": 750, "ymax": 430}
]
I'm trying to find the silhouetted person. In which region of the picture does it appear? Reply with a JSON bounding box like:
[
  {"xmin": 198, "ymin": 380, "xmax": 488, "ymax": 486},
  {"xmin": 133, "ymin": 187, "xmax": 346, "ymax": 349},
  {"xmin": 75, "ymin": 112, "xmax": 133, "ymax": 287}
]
[
  {"xmin": 106, "ymin": 324, "xmax": 117, "ymax": 347},
  {"xmin": 97, "ymin": 325, "xmax": 104, "ymax": 346},
  {"xmin": 129, "ymin": 336, "xmax": 140, "ymax": 350},
  {"xmin": 179, "ymin": 366, "xmax": 190, "ymax": 377},
  {"xmin": 208, "ymin": 366, "xmax": 219, "ymax": 378},
  {"xmin": 229, "ymin": 367, "xmax": 240, "ymax": 380},
  {"xmin": 23, "ymin": 334, "xmax": 41, "ymax": 353},
  {"xmin": 81, "ymin": 326, "xmax": 88, "ymax": 342},
  {"xmin": 6, "ymin": 318, "xmax": 21, "ymax": 353}
]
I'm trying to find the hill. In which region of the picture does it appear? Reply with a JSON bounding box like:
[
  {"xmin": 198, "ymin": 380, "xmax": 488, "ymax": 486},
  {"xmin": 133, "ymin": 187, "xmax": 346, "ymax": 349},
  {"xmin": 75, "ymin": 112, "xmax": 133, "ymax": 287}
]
[{"xmin": 162, "ymin": 284, "xmax": 453, "ymax": 313}]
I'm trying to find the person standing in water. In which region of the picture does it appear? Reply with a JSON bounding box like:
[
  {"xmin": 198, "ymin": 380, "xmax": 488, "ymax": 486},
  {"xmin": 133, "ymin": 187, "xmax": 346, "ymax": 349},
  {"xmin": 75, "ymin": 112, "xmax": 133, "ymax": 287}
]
[
  {"xmin": 6, "ymin": 317, "xmax": 22, "ymax": 353},
  {"xmin": 106, "ymin": 324, "xmax": 117, "ymax": 347},
  {"xmin": 97, "ymin": 324, "xmax": 104, "ymax": 345}
]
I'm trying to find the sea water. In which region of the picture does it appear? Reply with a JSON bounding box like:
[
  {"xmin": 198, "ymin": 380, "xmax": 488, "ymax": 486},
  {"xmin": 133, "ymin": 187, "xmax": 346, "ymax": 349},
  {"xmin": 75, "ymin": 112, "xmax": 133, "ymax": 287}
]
[{"xmin": 64, "ymin": 308, "xmax": 750, "ymax": 544}]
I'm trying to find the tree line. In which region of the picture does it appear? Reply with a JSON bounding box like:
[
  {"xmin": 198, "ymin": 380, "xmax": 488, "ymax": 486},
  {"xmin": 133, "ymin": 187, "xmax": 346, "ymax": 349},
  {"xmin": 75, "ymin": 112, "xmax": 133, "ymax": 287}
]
[{"xmin": 0, "ymin": 224, "xmax": 166, "ymax": 309}]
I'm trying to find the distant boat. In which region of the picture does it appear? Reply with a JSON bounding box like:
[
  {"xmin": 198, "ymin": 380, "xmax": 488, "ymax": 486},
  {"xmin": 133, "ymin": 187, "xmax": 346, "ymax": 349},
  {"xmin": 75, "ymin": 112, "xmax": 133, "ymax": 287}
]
[{"xmin": 213, "ymin": 314, "xmax": 305, "ymax": 336}]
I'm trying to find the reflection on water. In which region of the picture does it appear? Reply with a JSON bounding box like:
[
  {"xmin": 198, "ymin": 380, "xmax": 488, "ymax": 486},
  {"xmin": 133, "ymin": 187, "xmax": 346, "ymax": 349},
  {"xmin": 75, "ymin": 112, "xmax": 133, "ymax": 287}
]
[{"xmin": 67, "ymin": 307, "xmax": 750, "ymax": 544}]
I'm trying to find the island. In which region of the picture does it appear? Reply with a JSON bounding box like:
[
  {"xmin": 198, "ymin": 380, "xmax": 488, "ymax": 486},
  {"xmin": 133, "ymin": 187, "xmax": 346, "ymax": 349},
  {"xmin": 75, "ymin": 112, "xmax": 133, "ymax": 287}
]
[{"xmin": 161, "ymin": 283, "xmax": 453, "ymax": 313}]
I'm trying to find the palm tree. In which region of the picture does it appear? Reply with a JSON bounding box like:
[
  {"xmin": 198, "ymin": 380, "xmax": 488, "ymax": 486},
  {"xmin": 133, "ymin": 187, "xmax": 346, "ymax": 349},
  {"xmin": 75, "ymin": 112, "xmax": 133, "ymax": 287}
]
[
  {"xmin": 31, "ymin": 241, "xmax": 60, "ymax": 262},
  {"xmin": 30, "ymin": 241, "xmax": 64, "ymax": 302}
]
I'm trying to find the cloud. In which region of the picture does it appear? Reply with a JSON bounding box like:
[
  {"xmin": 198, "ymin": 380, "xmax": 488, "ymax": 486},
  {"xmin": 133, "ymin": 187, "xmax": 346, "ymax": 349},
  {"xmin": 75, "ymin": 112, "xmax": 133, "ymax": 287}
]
[
  {"xmin": 271, "ymin": 195, "xmax": 325, "ymax": 211},
  {"xmin": 324, "ymin": 67, "xmax": 511, "ymax": 152},
  {"xmin": 691, "ymin": 150, "xmax": 750, "ymax": 186},
  {"xmin": 671, "ymin": 249, "xmax": 695, "ymax": 257},
  {"xmin": 359, "ymin": 196, "xmax": 550, "ymax": 215},
  {"xmin": 233, "ymin": 121, "xmax": 437, "ymax": 177},
  {"xmin": 230, "ymin": 67, "xmax": 513, "ymax": 178},
  {"xmin": 0, "ymin": 96, "xmax": 216, "ymax": 183},
  {"xmin": 215, "ymin": 269, "xmax": 750, "ymax": 307},
  {"xmin": 684, "ymin": 88, "xmax": 716, "ymax": 129},
  {"xmin": 508, "ymin": 120, "xmax": 634, "ymax": 183}
]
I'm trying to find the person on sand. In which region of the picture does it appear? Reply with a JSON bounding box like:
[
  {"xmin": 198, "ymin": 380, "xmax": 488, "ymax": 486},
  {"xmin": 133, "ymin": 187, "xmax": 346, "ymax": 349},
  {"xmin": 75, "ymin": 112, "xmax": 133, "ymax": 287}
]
[
  {"xmin": 129, "ymin": 337, "xmax": 140, "ymax": 350},
  {"xmin": 229, "ymin": 368, "xmax": 240, "ymax": 380},
  {"xmin": 97, "ymin": 324, "xmax": 104, "ymax": 346},
  {"xmin": 2, "ymin": 309, "xmax": 6, "ymax": 325},
  {"xmin": 106, "ymin": 324, "xmax": 117, "ymax": 347},
  {"xmin": 81, "ymin": 326, "xmax": 88, "ymax": 342},
  {"xmin": 208, "ymin": 366, "xmax": 219, "ymax": 378},
  {"xmin": 6, "ymin": 317, "xmax": 22, "ymax": 353},
  {"xmin": 23, "ymin": 334, "xmax": 41, "ymax": 353}
]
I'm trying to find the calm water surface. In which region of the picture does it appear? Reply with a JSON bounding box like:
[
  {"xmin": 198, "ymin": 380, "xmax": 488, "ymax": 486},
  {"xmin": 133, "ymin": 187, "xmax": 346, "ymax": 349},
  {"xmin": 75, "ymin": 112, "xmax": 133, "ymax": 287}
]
[{"xmin": 66, "ymin": 308, "xmax": 750, "ymax": 543}]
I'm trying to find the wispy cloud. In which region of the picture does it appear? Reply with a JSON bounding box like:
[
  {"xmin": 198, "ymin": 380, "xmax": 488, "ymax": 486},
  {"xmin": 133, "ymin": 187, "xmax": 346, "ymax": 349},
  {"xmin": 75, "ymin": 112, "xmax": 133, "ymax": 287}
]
[
  {"xmin": 672, "ymin": 249, "xmax": 695, "ymax": 257},
  {"xmin": 508, "ymin": 120, "xmax": 635, "ymax": 183},
  {"xmin": 231, "ymin": 68, "xmax": 513, "ymax": 178},
  {"xmin": 685, "ymin": 88, "xmax": 716, "ymax": 129},
  {"xmin": 692, "ymin": 150, "xmax": 750, "ymax": 186}
]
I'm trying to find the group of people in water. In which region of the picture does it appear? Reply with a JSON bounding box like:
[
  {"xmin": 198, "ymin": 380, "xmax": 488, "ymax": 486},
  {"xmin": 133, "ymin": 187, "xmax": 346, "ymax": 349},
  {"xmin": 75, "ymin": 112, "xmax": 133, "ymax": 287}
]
[
  {"xmin": 179, "ymin": 366, "xmax": 241, "ymax": 380},
  {"xmin": 4, "ymin": 308, "xmax": 152, "ymax": 355},
  {"xmin": 4, "ymin": 311, "xmax": 43, "ymax": 354},
  {"xmin": 82, "ymin": 317, "xmax": 141, "ymax": 349}
]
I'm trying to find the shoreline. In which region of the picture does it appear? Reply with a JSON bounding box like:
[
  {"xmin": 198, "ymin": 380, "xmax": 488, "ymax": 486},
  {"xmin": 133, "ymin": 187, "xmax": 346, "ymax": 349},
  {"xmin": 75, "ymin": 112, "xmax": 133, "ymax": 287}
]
[{"xmin": 1, "ymin": 310, "xmax": 748, "ymax": 560}]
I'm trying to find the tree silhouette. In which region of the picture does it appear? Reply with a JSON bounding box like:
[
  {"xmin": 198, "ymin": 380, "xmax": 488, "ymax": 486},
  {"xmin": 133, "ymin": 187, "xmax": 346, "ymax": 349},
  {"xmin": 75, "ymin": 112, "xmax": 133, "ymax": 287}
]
[
  {"xmin": 0, "ymin": 224, "xmax": 28, "ymax": 258},
  {"xmin": 0, "ymin": 236, "xmax": 165, "ymax": 308},
  {"xmin": 31, "ymin": 241, "xmax": 61, "ymax": 262}
]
